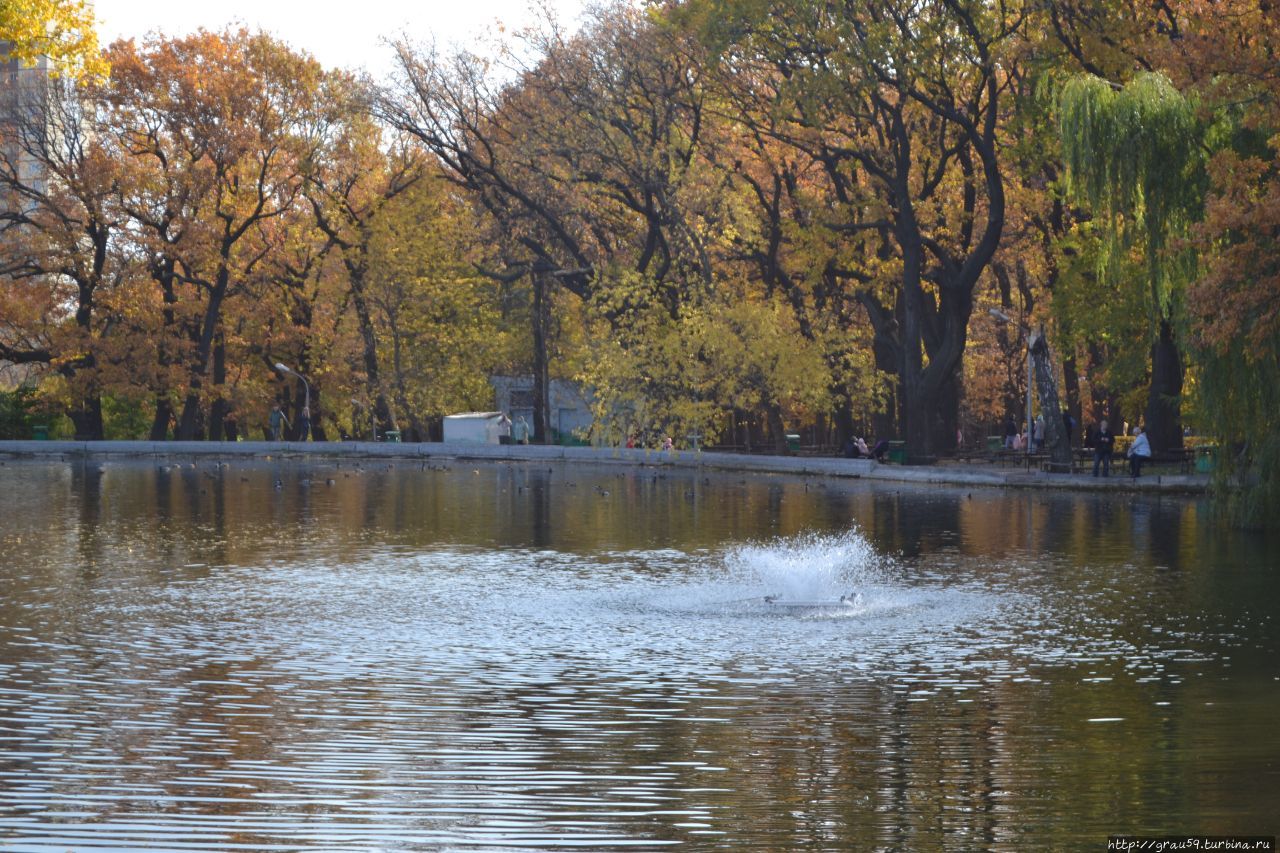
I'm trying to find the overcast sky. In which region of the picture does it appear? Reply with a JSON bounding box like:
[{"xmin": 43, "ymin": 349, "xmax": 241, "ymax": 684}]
[{"xmin": 91, "ymin": 0, "xmax": 592, "ymax": 78}]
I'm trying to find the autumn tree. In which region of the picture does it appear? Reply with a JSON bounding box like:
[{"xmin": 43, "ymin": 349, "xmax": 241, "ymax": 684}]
[
  {"xmin": 692, "ymin": 45, "xmax": 892, "ymax": 448},
  {"xmin": 0, "ymin": 68, "xmax": 129, "ymax": 438},
  {"xmin": 363, "ymin": 172, "xmax": 516, "ymax": 440},
  {"xmin": 1152, "ymin": 0, "xmax": 1280, "ymax": 525},
  {"xmin": 101, "ymin": 30, "xmax": 328, "ymax": 440},
  {"xmin": 303, "ymin": 74, "xmax": 423, "ymax": 437},
  {"xmin": 0, "ymin": 0, "xmax": 106, "ymax": 79},
  {"xmin": 680, "ymin": 0, "xmax": 1017, "ymax": 458}
]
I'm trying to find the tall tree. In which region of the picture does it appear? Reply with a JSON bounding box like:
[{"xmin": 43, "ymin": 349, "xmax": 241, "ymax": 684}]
[
  {"xmin": 380, "ymin": 6, "xmax": 722, "ymax": 441},
  {"xmin": 0, "ymin": 70, "xmax": 125, "ymax": 438},
  {"xmin": 1155, "ymin": 0, "xmax": 1280, "ymax": 526},
  {"xmin": 304, "ymin": 76, "xmax": 423, "ymax": 437},
  {"xmin": 682, "ymin": 0, "xmax": 1016, "ymax": 457},
  {"xmin": 1057, "ymin": 72, "xmax": 1204, "ymax": 451},
  {"xmin": 102, "ymin": 30, "xmax": 327, "ymax": 440}
]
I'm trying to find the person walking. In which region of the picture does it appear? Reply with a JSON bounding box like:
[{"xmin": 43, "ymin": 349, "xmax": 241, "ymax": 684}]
[
  {"xmin": 1093, "ymin": 419, "xmax": 1115, "ymax": 477},
  {"xmin": 1128, "ymin": 426, "xmax": 1152, "ymax": 479},
  {"xmin": 298, "ymin": 406, "xmax": 311, "ymax": 442},
  {"xmin": 269, "ymin": 403, "xmax": 289, "ymax": 441},
  {"xmin": 512, "ymin": 416, "xmax": 530, "ymax": 445},
  {"xmin": 1003, "ymin": 416, "xmax": 1017, "ymax": 450}
]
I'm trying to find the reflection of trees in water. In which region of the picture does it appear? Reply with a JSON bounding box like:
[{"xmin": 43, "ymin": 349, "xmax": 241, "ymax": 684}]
[
  {"xmin": 71, "ymin": 461, "xmax": 103, "ymax": 579},
  {"xmin": 50, "ymin": 461, "xmax": 1233, "ymax": 581},
  {"xmin": 862, "ymin": 490, "xmax": 962, "ymax": 558}
]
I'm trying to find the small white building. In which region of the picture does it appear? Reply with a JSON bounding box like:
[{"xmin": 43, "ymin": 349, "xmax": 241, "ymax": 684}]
[{"xmin": 442, "ymin": 412, "xmax": 508, "ymax": 444}]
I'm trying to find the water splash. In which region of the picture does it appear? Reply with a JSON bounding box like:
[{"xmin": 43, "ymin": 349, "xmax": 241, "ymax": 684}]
[
  {"xmin": 631, "ymin": 529, "xmax": 896, "ymax": 620},
  {"xmin": 724, "ymin": 529, "xmax": 884, "ymax": 602}
]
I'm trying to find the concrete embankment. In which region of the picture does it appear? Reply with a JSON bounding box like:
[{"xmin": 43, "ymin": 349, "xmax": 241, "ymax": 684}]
[{"xmin": 0, "ymin": 440, "xmax": 1210, "ymax": 494}]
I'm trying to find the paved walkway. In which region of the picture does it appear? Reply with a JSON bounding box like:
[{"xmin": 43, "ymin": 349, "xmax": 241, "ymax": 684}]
[{"xmin": 0, "ymin": 440, "xmax": 1210, "ymax": 494}]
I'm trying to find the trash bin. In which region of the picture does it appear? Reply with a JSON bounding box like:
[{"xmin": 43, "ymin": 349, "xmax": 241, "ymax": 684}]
[
  {"xmin": 887, "ymin": 440, "xmax": 907, "ymax": 464},
  {"xmin": 785, "ymin": 433, "xmax": 800, "ymax": 452},
  {"xmin": 31, "ymin": 424, "xmax": 49, "ymax": 440},
  {"xmin": 986, "ymin": 435, "xmax": 1003, "ymax": 452},
  {"xmin": 384, "ymin": 429, "xmax": 401, "ymax": 443}
]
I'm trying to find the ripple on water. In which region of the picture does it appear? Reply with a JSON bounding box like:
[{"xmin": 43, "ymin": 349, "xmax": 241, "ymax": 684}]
[{"xmin": 0, "ymin": 511, "xmax": 1263, "ymax": 850}]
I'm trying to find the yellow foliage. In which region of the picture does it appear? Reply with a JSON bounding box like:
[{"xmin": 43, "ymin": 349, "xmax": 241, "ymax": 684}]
[{"xmin": 0, "ymin": 0, "xmax": 106, "ymax": 79}]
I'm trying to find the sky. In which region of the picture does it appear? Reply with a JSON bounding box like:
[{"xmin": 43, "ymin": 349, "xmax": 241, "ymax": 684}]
[{"xmin": 90, "ymin": 0, "xmax": 592, "ymax": 79}]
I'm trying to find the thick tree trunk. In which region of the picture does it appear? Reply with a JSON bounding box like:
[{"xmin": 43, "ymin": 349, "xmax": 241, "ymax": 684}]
[
  {"xmin": 310, "ymin": 388, "xmax": 327, "ymax": 442},
  {"xmin": 348, "ymin": 271, "xmax": 395, "ymax": 437},
  {"xmin": 832, "ymin": 391, "xmax": 855, "ymax": 451},
  {"xmin": 176, "ymin": 279, "xmax": 227, "ymax": 441},
  {"xmin": 1062, "ymin": 348, "xmax": 1082, "ymax": 446},
  {"xmin": 149, "ymin": 397, "xmax": 174, "ymax": 441},
  {"xmin": 767, "ymin": 404, "xmax": 788, "ymax": 454},
  {"xmin": 68, "ymin": 397, "xmax": 104, "ymax": 441},
  {"xmin": 929, "ymin": 368, "xmax": 962, "ymax": 454},
  {"xmin": 207, "ymin": 338, "xmax": 228, "ymax": 442},
  {"xmin": 1030, "ymin": 329, "xmax": 1072, "ymax": 468},
  {"xmin": 1145, "ymin": 318, "xmax": 1183, "ymax": 452},
  {"xmin": 176, "ymin": 393, "xmax": 204, "ymax": 441}
]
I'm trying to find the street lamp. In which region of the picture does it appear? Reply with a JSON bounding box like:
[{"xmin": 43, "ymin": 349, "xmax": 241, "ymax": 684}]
[
  {"xmin": 989, "ymin": 308, "xmax": 1033, "ymax": 458},
  {"xmin": 274, "ymin": 362, "xmax": 310, "ymax": 411}
]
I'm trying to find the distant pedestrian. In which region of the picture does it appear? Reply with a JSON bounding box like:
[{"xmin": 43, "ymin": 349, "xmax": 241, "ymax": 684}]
[
  {"xmin": 298, "ymin": 406, "xmax": 311, "ymax": 442},
  {"xmin": 269, "ymin": 403, "xmax": 289, "ymax": 441},
  {"xmin": 1033, "ymin": 415, "xmax": 1045, "ymax": 452},
  {"xmin": 512, "ymin": 416, "xmax": 530, "ymax": 445},
  {"xmin": 1062, "ymin": 408, "xmax": 1075, "ymax": 448},
  {"xmin": 1004, "ymin": 416, "xmax": 1017, "ymax": 450},
  {"xmin": 1093, "ymin": 419, "xmax": 1114, "ymax": 477},
  {"xmin": 1128, "ymin": 426, "xmax": 1152, "ymax": 478}
]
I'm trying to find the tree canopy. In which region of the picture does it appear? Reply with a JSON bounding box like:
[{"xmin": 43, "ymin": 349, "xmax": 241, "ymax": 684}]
[{"xmin": 0, "ymin": 0, "xmax": 106, "ymax": 78}]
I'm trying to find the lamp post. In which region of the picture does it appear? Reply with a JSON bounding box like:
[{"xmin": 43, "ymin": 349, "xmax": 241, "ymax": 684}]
[
  {"xmin": 274, "ymin": 362, "xmax": 310, "ymax": 411},
  {"xmin": 989, "ymin": 308, "xmax": 1033, "ymax": 459},
  {"xmin": 528, "ymin": 262, "xmax": 591, "ymax": 445}
]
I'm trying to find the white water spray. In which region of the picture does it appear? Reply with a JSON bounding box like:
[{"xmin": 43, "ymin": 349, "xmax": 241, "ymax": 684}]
[{"xmin": 724, "ymin": 529, "xmax": 884, "ymax": 603}]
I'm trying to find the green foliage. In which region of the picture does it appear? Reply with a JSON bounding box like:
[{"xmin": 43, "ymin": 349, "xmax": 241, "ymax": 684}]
[
  {"xmin": 1051, "ymin": 219, "xmax": 1152, "ymax": 418},
  {"xmin": 1195, "ymin": 337, "xmax": 1280, "ymax": 529},
  {"xmin": 1058, "ymin": 72, "xmax": 1205, "ymax": 320},
  {"xmin": 366, "ymin": 177, "xmax": 516, "ymax": 422},
  {"xmin": 577, "ymin": 270, "xmax": 832, "ymax": 446},
  {"xmin": 0, "ymin": 387, "xmax": 40, "ymax": 439},
  {"xmin": 102, "ymin": 393, "xmax": 153, "ymax": 440}
]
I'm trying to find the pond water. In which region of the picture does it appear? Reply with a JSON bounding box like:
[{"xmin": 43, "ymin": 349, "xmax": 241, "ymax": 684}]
[{"xmin": 0, "ymin": 458, "xmax": 1277, "ymax": 850}]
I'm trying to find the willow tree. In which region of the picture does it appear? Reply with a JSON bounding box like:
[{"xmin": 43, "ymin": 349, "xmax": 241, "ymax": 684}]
[{"xmin": 1057, "ymin": 72, "xmax": 1205, "ymax": 451}]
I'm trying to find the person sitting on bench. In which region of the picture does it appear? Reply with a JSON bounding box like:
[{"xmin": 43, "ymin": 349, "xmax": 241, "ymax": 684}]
[{"xmin": 842, "ymin": 436, "xmax": 875, "ymax": 459}]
